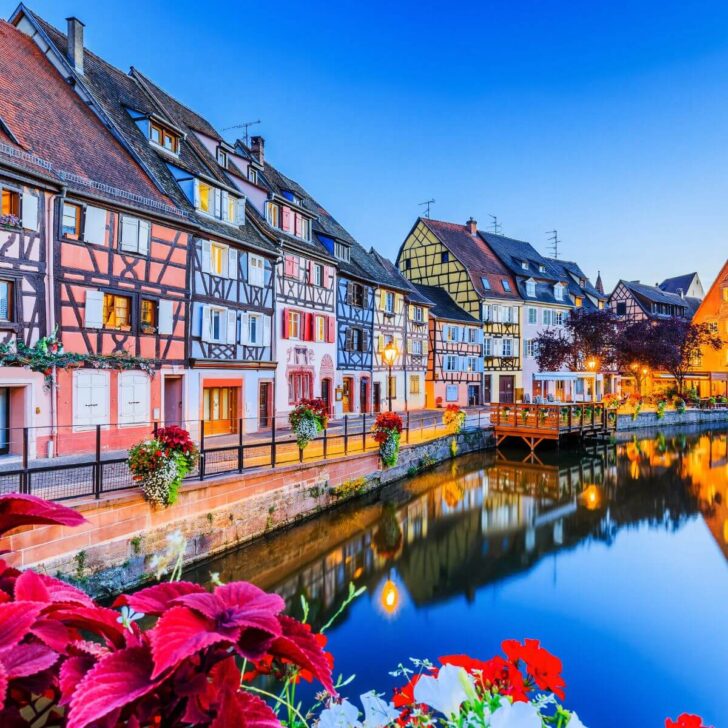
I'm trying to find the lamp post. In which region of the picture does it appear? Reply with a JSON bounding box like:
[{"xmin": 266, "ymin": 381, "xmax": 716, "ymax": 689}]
[
  {"xmin": 586, "ymin": 357, "xmax": 598, "ymax": 402},
  {"xmin": 383, "ymin": 341, "xmax": 398, "ymax": 412}
]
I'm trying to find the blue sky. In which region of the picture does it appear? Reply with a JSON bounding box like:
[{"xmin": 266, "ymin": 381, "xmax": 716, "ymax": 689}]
[{"xmin": 13, "ymin": 0, "xmax": 728, "ymax": 292}]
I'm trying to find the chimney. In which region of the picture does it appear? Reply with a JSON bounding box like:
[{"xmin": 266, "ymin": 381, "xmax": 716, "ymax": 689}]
[
  {"xmin": 66, "ymin": 17, "xmax": 85, "ymax": 74},
  {"xmin": 250, "ymin": 136, "xmax": 265, "ymax": 166},
  {"xmin": 466, "ymin": 217, "xmax": 477, "ymax": 235}
]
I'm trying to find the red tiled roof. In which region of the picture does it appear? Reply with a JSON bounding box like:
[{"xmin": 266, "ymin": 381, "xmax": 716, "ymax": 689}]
[
  {"xmin": 0, "ymin": 20, "xmax": 170, "ymax": 206},
  {"xmin": 422, "ymin": 217, "xmax": 520, "ymax": 300}
]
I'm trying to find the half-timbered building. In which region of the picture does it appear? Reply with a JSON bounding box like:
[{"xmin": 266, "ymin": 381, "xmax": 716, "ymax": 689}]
[
  {"xmin": 411, "ymin": 284, "xmax": 483, "ymax": 407},
  {"xmin": 397, "ymin": 217, "xmax": 521, "ymax": 403},
  {"xmin": 608, "ymin": 279, "xmax": 698, "ymax": 322},
  {"xmin": 546, "ymin": 259, "xmax": 607, "ymax": 312}
]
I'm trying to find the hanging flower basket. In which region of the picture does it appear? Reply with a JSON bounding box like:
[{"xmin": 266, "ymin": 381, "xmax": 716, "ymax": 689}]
[
  {"xmin": 0, "ymin": 214, "xmax": 21, "ymax": 230},
  {"xmin": 443, "ymin": 404, "xmax": 466, "ymax": 434},
  {"xmin": 289, "ymin": 398, "xmax": 328, "ymax": 450},
  {"xmin": 128, "ymin": 426, "xmax": 199, "ymax": 507},
  {"xmin": 373, "ymin": 411, "xmax": 403, "ymax": 467}
]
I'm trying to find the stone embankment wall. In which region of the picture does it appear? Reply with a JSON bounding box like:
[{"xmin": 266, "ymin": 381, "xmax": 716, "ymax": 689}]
[
  {"xmin": 616, "ymin": 409, "xmax": 728, "ymax": 430},
  {"xmin": 2, "ymin": 427, "xmax": 493, "ymax": 597}
]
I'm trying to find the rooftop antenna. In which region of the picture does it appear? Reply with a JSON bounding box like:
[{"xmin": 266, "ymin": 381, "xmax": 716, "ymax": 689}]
[
  {"xmin": 221, "ymin": 120, "xmax": 262, "ymax": 146},
  {"xmin": 418, "ymin": 198, "xmax": 435, "ymax": 218},
  {"xmin": 546, "ymin": 229, "xmax": 560, "ymax": 259},
  {"xmin": 489, "ymin": 214, "xmax": 502, "ymax": 234}
]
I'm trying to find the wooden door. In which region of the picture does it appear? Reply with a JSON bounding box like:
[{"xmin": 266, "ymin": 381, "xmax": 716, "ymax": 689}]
[
  {"xmin": 321, "ymin": 379, "xmax": 332, "ymax": 415},
  {"xmin": 499, "ymin": 376, "xmax": 515, "ymax": 404},
  {"xmin": 203, "ymin": 387, "xmax": 238, "ymax": 436},
  {"xmin": 0, "ymin": 388, "xmax": 8, "ymax": 455},
  {"xmin": 342, "ymin": 377, "xmax": 354, "ymax": 413},
  {"xmin": 483, "ymin": 375, "xmax": 492, "ymax": 404},
  {"xmin": 163, "ymin": 376, "xmax": 183, "ymax": 427},
  {"xmin": 360, "ymin": 378, "xmax": 369, "ymax": 413},
  {"xmin": 258, "ymin": 382, "xmax": 271, "ymax": 429},
  {"xmin": 373, "ymin": 382, "xmax": 382, "ymax": 413}
]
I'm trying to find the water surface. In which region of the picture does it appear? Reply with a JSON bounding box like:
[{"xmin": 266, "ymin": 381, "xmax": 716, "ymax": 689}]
[{"xmin": 186, "ymin": 428, "xmax": 728, "ymax": 726}]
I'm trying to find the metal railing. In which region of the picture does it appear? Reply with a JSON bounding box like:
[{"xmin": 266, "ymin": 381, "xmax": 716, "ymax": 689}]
[{"xmin": 0, "ymin": 408, "xmax": 491, "ymax": 502}]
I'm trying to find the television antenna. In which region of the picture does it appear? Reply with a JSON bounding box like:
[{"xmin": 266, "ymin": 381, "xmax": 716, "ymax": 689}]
[
  {"xmin": 546, "ymin": 230, "xmax": 560, "ymax": 259},
  {"xmin": 418, "ymin": 199, "xmax": 435, "ymax": 218},
  {"xmin": 221, "ymin": 120, "xmax": 261, "ymax": 146},
  {"xmin": 489, "ymin": 214, "xmax": 502, "ymax": 234}
]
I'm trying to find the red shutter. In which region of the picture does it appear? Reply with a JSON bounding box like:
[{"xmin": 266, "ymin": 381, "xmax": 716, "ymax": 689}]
[
  {"xmin": 304, "ymin": 312, "xmax": 314, "ymax": 341},
  {"xmin": 282, "ymin": 207, "xmax": 292, "ymax": 232},
  {"xmin": 284, "ymin": 255, "xmax": 295, "ymax": 278},
  {"xmin": 325, "ymin": 266, "xmax": 334, "ymax": 289},
  {"xmin": 307, "ymin": 260, "xmax": 314, "ymax": 284},
  {"xmin": 282, "ymin": 308, "xmax": 289, "ymax": 339},
  {"xmin": 327, "ymin": 316, "xmax": 336, "ymax": 343}
]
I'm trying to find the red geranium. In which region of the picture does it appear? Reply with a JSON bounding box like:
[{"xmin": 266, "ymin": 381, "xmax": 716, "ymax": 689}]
[
  {"xmin": 666, "ymin": 715, "xmax": 713, "ymax": 728},
  {"xmin": 372, "ymin": 412, "xmax": 404, "ymax": 444},
  {"xmin": 501, "ymin": 638, "xmax": 565, "ymax": 700},
  {"xmin": 440, "ymin": 654, "xmax": 528, "ymax": 702}
]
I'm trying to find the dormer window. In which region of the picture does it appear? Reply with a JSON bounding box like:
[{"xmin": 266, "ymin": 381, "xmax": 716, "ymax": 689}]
[
  {"xmin": 554, "ymin": 284, "xmax": 564, "ymax": 301},
  {"xmin": 521, "ymin": 260, "xmax": 529, "ymax": 270},
  {"xmin": 150, "ymin": 121, "xmax": 179, "ymax": 154},
  {"xmin": 217, "ymin": 148, "xmax": 228, "ymax": 168},
  {"xmin": 480, "ymin": 277, "xmax": 491, "ymax": 290},
  {"xmin": 248, "ymin": 167, "xmax": 258, "ymax": 184},
  {"xmin": 502, "ymin": 280, "xmax": 511, "ymax": 292},
  {"xmin": 526, "ymin": 279, "xmax": 536, "ymax": 297},
  {"xmin": 194, "ymin": 180, "xmax": 244, "ymax": 224},
  {"xmin": 539, "ymin": 264, "xmax": 546, "ymax": 273},
  {"xmin": 580, "ymin": 278, "xmax": 586, "ymax": 287},
  {"xmin": 335, "ymin": 240, "xmax": 351, "ymax": 262}
]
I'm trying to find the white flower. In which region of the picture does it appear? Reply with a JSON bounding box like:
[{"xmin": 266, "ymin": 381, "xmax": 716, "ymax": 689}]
[
  {"xmin": 413, "ymin": 664, "xmax": 474, "ymax": 717},
  {"xmin": 318, "ymin": 700, "xmax": 362, "ymax": 728},
  {"xmin": 489, "ymin": 700, "xmax": 541, "ymax": 728},
  {"xmin": 360, "ymin": 691, "xmax": 399, "ymax": 728},
  {"xmin": 567, "ymin": 712, "xmax": 588, "ymax": 728}
]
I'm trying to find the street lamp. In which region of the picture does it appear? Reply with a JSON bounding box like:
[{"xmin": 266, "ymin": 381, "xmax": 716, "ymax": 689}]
[
  {"xmin": 383, "ymin": 341, "xmax": 398, "ymax": 412},
  {"xmin": 586, "ymin": 357, "xmax": 599, "ymax": 402}
]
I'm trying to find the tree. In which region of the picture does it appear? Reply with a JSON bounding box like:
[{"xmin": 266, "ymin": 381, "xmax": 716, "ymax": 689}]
[
  {"xmin": 535, "ymin": 308, "xmax": 620, "ymax": 372},
  {"xmin": 615, "ymin": 319, "xmax": 656, "ymax": 394}
]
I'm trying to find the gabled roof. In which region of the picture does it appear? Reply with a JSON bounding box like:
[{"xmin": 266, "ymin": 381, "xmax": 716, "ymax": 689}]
[
  {"xmin": 0, "ymin": 19, "xmax": 175, "ymax": 214},
  {"xmin": 18, "ymin": 9, "xmax": 276, "ymax": 254},
  {"xmin": 659, "ymin": 272, "xmax": 699, "ymax": 296},
  {"xmin": 616, "ymin": 280, "xmax": 693, "ymax": 318},
  {"xmin": 693, "ymin": 260, "xmax": 728, "ymax": 322},
  {"xmin": 371, "ymin": 250, "xmax": 433, "ymax": 304},
  {"xmin": 410, "ymin": 284, "xmax": 478, "ymax": 323},
  {"xmin": 417, "ymin": 218, "xmax": 520, "ymax": 300}
]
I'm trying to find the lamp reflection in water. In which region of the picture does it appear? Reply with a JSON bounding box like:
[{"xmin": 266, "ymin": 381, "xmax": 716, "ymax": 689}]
[
  {"xmin": 374, "ymin": 569, "xmax": 407, "ymax": 619},
  {"xmin": 580, "ymin": 484, "xmax": 602, "ymax": 510}
]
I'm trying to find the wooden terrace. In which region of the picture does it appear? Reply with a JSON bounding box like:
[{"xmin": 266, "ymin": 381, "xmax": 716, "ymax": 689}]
[{"xmin": 492, "ymin": 403, "xmax": 616, "ymax": 451}]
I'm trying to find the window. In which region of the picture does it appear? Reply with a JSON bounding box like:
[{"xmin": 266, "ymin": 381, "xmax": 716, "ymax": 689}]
[
  {"xmin": 482, "ymin": 303, "xmax": 491, "ymax": 321},
  {"xmin": 445, "ymin": 354, "xmax": 458, "ymax": 371},
  {"xmin": 103, "ymin": 293, "xmax": 131, "ymax": 330},
  {"xmin": 445, "ymin": 325, "xmax": 458, "ymax": 342},
  {"xmin": 150, "ymin": 122, "xmax": 179, "ymax": 153},
  {"xmin": 527, "ymin": 307, "xmax": 537, "ymax": 324},
  {"xmin": 315, "ymin": 315, "xmax": 326, "ymax": 342},
  {"xmin": 521, "ymin": 260, "xmax": 529, "ymax": 270},
  {"xmin": 525, "ymin": 339, "xmax": 539, "ymax": 358},
  {"xmin": 384, "ymin": 291, "xmax": 395, "ymax": 313},
  {"xmin": 411, "ymin": 339, "xmax": 423, "ymax": 355},
  {"xmin": 410, "ymin": 375, "xmax": 421, "ymax": 395},
  {"xmin": 1, "ymin": 188, "xmax": 20, "ymax": 218},
  {"xmin": 441, "ymin": 251, "xmax": 449, "ymax": 264},
  {"xmin": 119, "ymin": 215, "xmax": 150, "ymax": 255},
  {"xmin": 539, "ymin": 264, "xmax": 546, "ymax": 273},
  {"xmin": 248, "ymin": 313, "xmax": 260, "ymax": 345},
  {"xmin": 311, "ymin": 263, "xmax": 324, "ymax": 287},
  {"xmin": 502, "ymin": 306, "xmax": 514, "ymax": 324},
  {"xmin": 288, "ymin": 310, "xmax": 301, "ymax": 339},
  {"xmin": 248, "ymin": 254, "xmax": 265, "ymax": 287},
  {"xmin": 467, "ymin": 356, "xmax": 479, "ymax": 372},
  {"xmin": 483, "ymin": 338, "xmax": 492, "ymax": 357},
  {"xmin": 0, "ymin": 281, "xmax": 13, "ymax": 321},
  {"xmin": 502, "ymin": 338, "xmax": 513, "ymax": 357},
  {"xmin": 209, "ymin": 308, "xmax": 225, "ymax": 342},
  {"xmin": 349, "ymin": 282, "xmax": 365, "ymax": 308},
  {"xmin": 217, "ymin": 148, "xmax": 228, "ymax": 167},
  {"xmin": 554, "ymin": 284, "xmax": 564, "ymax": 301},
  {"xmin": 288, "ymin": 372, "xmax": 313, "ymax": 404},
  {"xmin": 196, "ymin": 182, "xmax": 240, "ymax": 223},
  {"xmin": 466, "ymin": 328, "xmax": 478, "ymax": 344},
  {"xmin": 248, "ymin": 167, "xmax": 258, "ymax": 184},
  {"xmin": 574, "ymin": 296, "xmax": 583, "ymax": 308},
  {"xmin": 502, "ymin": 279, "xmax": 511, "ymax": 292},
  {"xmin": 412, "ymin": 306, "xmax": 424, "ymax": 322},
  {"xmin": 335, "ymin": 241, "xmax": 351, "ymax": 262},
  {"xmin": 526, "ymin": 280, "xmax": 536, "ymax": 297},
  {"xmin": 543, "ymin": 309, "xmax": 552, "ymax": 326},
  {"xmin": 140, "ymin": 299, "xmax": 157, "ymax": 332},
  {"xmin": 554, "ymin": 311, "xmax": 564, "ymax": 326},
  {"xmin": 210, "ymin": 242, "xmax": 228, "ymax": 276},
  {"xmin": 616, "ymin": 301, "xmax": 627, "ymax": 316},
  {"xmin": 404, "ymin": 259, "xmax": 411, "ymax": 270},
  {"xmin": 62, "ymin": 202, "xmax": 82, "ymax": 240},
  {"xmin": 351, "ymin": 328, "xmax": 364, "ymax": 351},
  {"xmin": 481, "ymin": 277, "xmax": 491, "ymax": 290},
  {"xmin": 446, "ymin": 384, "xmax": 458, "ymax": 402},
  {"xmin": 266, "ymin": 202, "xmax": 280, "ymax": 228}
]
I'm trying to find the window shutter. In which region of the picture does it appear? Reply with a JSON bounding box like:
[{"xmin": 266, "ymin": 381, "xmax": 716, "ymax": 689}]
[
  {"xmin": 239, "ymin": 312, "xmax": 249, "ymax": 344},
  {"xmin": 379, "ymin": 290, "xmax": 386, "ymax": 310},
  {"xmin": 326, "ymin": 316, "xmax": 336, "ymax": 343},
  {"xmin": 304, "ymin": 312, "xmax": 314, "ymax": 341},
  {"xmin": 377, "ymin": 335, "xmax": 383, "ymax": 352},
  {"xmin": 235, "ymin": 197, "xmax": 245, "ymax": 225},
  {"xmin": 325, "ymin": 266, "xmax": 334, "ymax": 289},
  {"xmin": 138, "ymin": 219, "xmax": 150, "ymax": 256},
  {"xmin": 120, "ymin": 216, "xmax": 137, "ymax": 253},
  {"xmin": 201, "ymin": 240, "xmax": 211, "ymax": 273},
  {"xmin": 201, "ymin": 305, "xmax": 212, "ymax": 342},
  {"xmin": 345, "ymin": 282, "xmax": 353, "ymax": 305},
  {"xmin": 406, "ymin": 338, "xmax": 413, "ymax": 354},
  {"xmin": 214, "ymin": 189, "xmax": 223, "ymax": 219},
  {"xmin": 344, "ymin": 328, "xmax": 353, "ymax": 352},
  {"xmin": 282, "ymin": 207, "xmax": 292, "ymax": 232},
  {"xmin": 191, "ymin": 303, "xmax": 203, "ymax": 337},
  {"xmin": 241, "ymin": 252, "xmax": 251, "ymax": 284},
  {"xmin": 459, "ymin": 356, "xmax": 468, "ymax": 371},
  {"xmin": 476, "ymin": 329, "xmax": 484, "ymax": 344},
  {"xmin": 83, "ymin": 206, "xmax": 106, "ymax": 245},
  {"xmin": 84, "ymin": 289, "xmax": 104, "ymax": 328},
  {"xmin": 21, "ymin": 192, "xmax": 40, "ymax": 232},
  {"xmin": 158, "ymin": 299, "xmax": 174, "ymax": 336},
  {"xmin": 193, "ymin": 179, "xmax": 200, "ymax": 209},
  {"xmin": 226, "ymin": 309, "xmax": 237, "ymax": 344},
  {"xmin": 395, "ymin": 294, "xmax": 404, "ymax": 314},
  {"xmin": 284, "ymin": 255, "xmax": 295, "ymax": 278},
  {"xmin": 227, "ymin": 248, "xmax": 238, "ymax": 280},
  {"xmin": 282, "ymin": 308, "xmax": 290, "ymax": 339},
  {"xmin": 262, "ymin": 316, "xmax": 271, "ymax": 346},
  {"xmin": 361, "ymin": 330, "xmax": 369, "ymax": 352},
  {"xmin": 422, "ymin": 339, "xmax": 428, "ymax": 356}
]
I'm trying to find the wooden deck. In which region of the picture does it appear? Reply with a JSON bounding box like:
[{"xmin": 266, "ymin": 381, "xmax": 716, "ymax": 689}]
[{"xmin": 492, "ymin": 403, "xmax": 616, "ymax": 451}]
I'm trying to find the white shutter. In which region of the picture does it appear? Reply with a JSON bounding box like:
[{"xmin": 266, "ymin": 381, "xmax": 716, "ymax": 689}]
[
  {"xmin": 191, "ymin": 302, "xmax": 204, "ymax": 337},
  {"xmin": 138, "ymin": 219, "xmax": 150, "ymax": 256},
  {"xmin": 201, "ymin": 240, "xmax": 211, "ymax": 273},
  {"xmin": 421, "ymin": 339, "xmax": 428, "ymax": 356},
  {"xmin": 118, "ymin": 372, "xmax": 150, "ymax": 426},
  {"xmin": 73, "ymin": 371, "xmax": 109, "ymax": 428},
  {"xmin": 193, "ymin": 179, "xmax": 200, "ymax": 209},
  {"xmin": 120, "ymin": 216, "xmax": 137, "ymax": 253},
  {"xmin": 459, "ymin": 356, "xmax": 467, "ymax": 371},
  {"xmin": 201, "ymin": 305, "xmax": 212, "ymax": 342},
  {"xmin": 226, "ymin": 309, "xmax": 237, "ymax": 344},
  {"xmin": 235, "ymin": 197, "xmax": 246, "ymax": 225},
  {"xmin": 158, "ymin": 299, "xmax": 174, "ymax": 336},
  {"xmin": 239, "ymin": 312, "xmax": 249, "ymax": 344},
  {"xmin": 21, "ymin": 192, "xmax": 40, "ymax": 232},
  {"xmin": 493, "ymin": 339, "xmax": 502, "ymax": 357},
  {"xmin": 83, "ymin": 206, "xmax": 106, "ymax": 245},
  {"xmin": 227, "ymin": 248, "xmax": 238, "ymax": 280},
  {"xmin": 214, "ymin": 189, "xmax": 222, "ymax": 219},
  {"xmin": 262, "ymin": 316, "xmax": 271, "ymax": 346},
  {"xmin": 84, "ymin": 289, "xmax": 104, "ymax": 328}
]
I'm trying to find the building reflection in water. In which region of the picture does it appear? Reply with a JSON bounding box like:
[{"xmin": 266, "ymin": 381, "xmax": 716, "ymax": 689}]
[{"xmin": 185, "ymin": 428, "xmax": 726, "ymax": 630}]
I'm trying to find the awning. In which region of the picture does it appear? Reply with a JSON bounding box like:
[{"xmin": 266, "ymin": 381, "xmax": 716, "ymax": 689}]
[{"xmin": 534, "ymin": 371, "xmax": 602, "ymax": 382}]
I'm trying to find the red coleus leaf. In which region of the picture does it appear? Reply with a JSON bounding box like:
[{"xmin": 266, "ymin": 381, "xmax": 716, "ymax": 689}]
[
  {"xmin": 149, "ymin": 605, "xmax": 238, "ymax": 679},
  {"xmin": 14, "ymin": 570, "xmax": 94, "ymax": 607},
  {"xmin": 0, "ymin": 602, "xmax": 42, "ymax": 653},
  {"xmin": 210, "ymin": 689, "xmax": 281, "ymax": 728},
  {"xmin": 0, "ymin": 494, "xmax": 85, "ymax": 539},
  {"xmin": 269, "ymin": 615, "xmax": 335, "ymax": 695},
  {"xmin": 49, "ymin": 606, "xmax": 126, "ymax": 648},
  {"xmin": 113, "ymin": 581, "xmax": 205, "ymax": 616},
  {"xmin": 67, "ymin": 646, "xmax": 157, "ymax": 728},
  {"xmin": 59, "ymin": 654, "xmax": 96, "ymax": 706},
  {"xmin": 0, "ymin": 642, "xmax": 58, "ymax": 679}
]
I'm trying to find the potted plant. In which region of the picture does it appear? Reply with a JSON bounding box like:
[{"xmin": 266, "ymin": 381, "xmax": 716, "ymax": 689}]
[
  {"xmin": 0, "ymin": 213, "xmax": 21, "ymax": 230},
  {"xmin": 289, "ymin": 398, "xmax": 328, "ymax": 451},
  {"xmin": 373, "ymin": 411, "xmax": 404, "ymax": 467},
  {"xmin": 128, "ymin": 425, "xmax": 199, "ymax": 507},
  {"xmin": 443, "ymin": 403, "xmax": 466, "ymax": 434}
]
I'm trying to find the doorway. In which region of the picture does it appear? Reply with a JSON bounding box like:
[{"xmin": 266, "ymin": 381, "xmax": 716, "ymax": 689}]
[
  {"xmin": 360, "ymin": 377, "xmax": 369, "ymax": 413},
  {"xmin": 321, "ymin": 378, "xmax": 332, "ymax": 416},
  {"xmin": 203, "ymin": 386, "xmax": 238, "ymax": 436},
  {"xmin": 483, "ymin": 375, "xmax": 492, "ymax": 404},
  {"xmin": 373, "ymin": 382, "xmax": 382, "ymax": 413},
  {"xmin": 258, "ymin": 381, "xmax": 272, "ymax": 429},
  {"xmin": 467, "ymin": 384, "xmax": 480, "ymax": 407},
  {"xmin": 499, "ymin": 375, "xmax": 515, "ymax": 404},
  {"xmin": 0, "ymin": 388, "xmax": 8, "ymax": 455},
  {"xmin": 342, "ymin": 377, "xmax": 354, "ymax": 413},
  {"xmin": 163, "ymin": 376, "xmax": 183, "ymax": 428}
]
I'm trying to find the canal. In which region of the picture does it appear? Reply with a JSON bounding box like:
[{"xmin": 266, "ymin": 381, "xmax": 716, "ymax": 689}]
[{"xmin": 185, "ymin": 427, "xmax": 728, "ymax": 726}]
